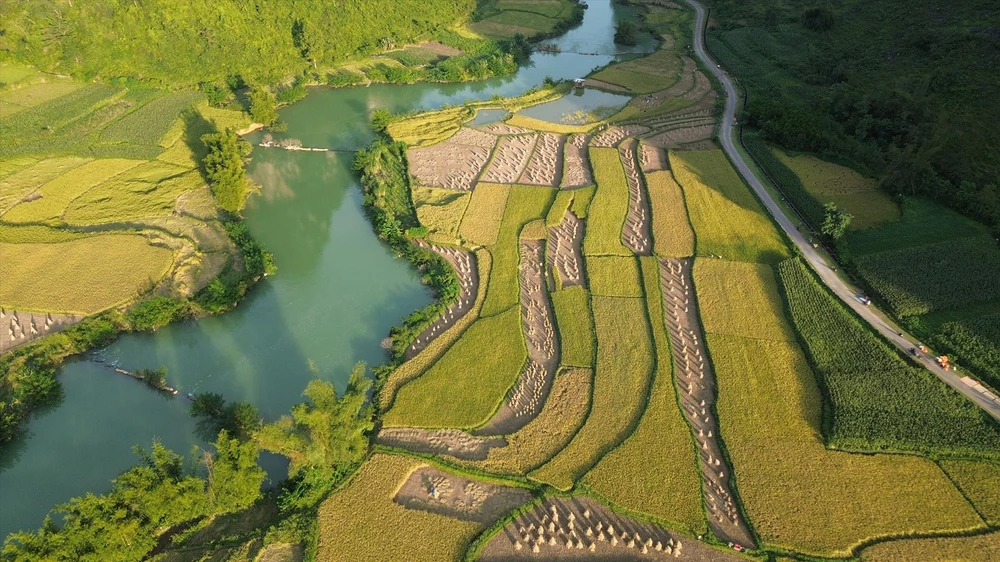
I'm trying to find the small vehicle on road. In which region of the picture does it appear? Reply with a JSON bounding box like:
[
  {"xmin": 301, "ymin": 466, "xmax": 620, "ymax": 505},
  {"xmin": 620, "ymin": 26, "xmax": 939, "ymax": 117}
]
[{"xmin": 857, "ymin": 295, "xmax": 871, "ymax": 306}]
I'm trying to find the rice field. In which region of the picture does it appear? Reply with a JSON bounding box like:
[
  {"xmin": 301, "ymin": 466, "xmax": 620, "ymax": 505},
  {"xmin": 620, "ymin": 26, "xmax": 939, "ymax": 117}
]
[
  {"xmin": 938, "ymin": 460, "xmax": 1000, "ymax": 524},
  {"xmin": 413, "ymin": 186, "xmax": 471, "ymax": 239},
  {"xmin": 644, "ymin": 170, "xmax": 694, "ymax": 258},
  {"xmin": 458, "ymin": 183, "xmax": 510, "ymax": 246},
  {"xmin": 670, "ymin": 149, "xmax": 789, "ymax": 263},
  {"xmin": 0, "ymin": 235, "xmax": 174, "ymax": 314},
  {"xmin": 0, "ymin": 157, "xmax": 91, "ymax": 215},
  {"xmin": 1, "ymin": 81, "xmax": 83, "ymax": 115},
  {"xmin": 582, "ymin": 257, "xmax": 704, "ymax": 534},
  {"xmin": 590, "ymin": 50, "xmax": 683, "ymax": 94},
  {"xmin": 693, "ymin": 259, "xmax": 796, "ymax": 342},
  {"xmin": 64, "ymin": 165, "xmax": 204, "ymax": 225},
  {"xmin": 545, "ymin": 190, "xmax": 575, "ymax": 226},
  {"xmin": 582, "ymin": 148, "xmax": 632, "ymax": 256},
  {"xmin": 586, "ymin": 256, "xmax": 643, "ymax": 297},
  {"xmin": 858, "ymin": 531, "xmax": 1000, "ymax": 562},
  {"xmin": 530, "ymin": 296, "xmax": 654, "ymax": 490},
  {"xmin": 0, "ymin": 224, "xmax": 90, "ymax": 244},
  {"xmin": 98, "ymin": 91, "xmax": 204, "ymax": 147},
  {"xmin": 316, "ymin": 454, "xmax": 483, "ymax": 562},
  {"xmin": 383, "ymin": 306, "xmax": 525, "ymax": 428},
  {"xmin": 550, "ymin": 286, "xmax": 595, "ymax": 368}
]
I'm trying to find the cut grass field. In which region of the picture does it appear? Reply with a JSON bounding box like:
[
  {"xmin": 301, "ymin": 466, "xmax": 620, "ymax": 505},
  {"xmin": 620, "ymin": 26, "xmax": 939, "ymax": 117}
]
[
  {"xmin": 670, "ymin": 149, "xmax": 789, "ymax": 264},
  {"xmin": 778, "ymin": 258, "xmax": 1000, "ymax": 458},
  {"xmin": 644, "ymin": 169, "xmax": 694, "ymax": 258},
  {"xmin": 383, "ymin": 305, "xmax": 525, "ymax": 428},
  {"xmin": 459, "ymin": 183, "xmax": 510, "ymax": 246},
  {"xmin": 590, "ymin": 50, "xmax": 682, "ymax": 94},
  {"xmin": 938, "ymin": 460, "xmax": 1000, "ymax": 525},
  {"xmin": 857, "ymin": 530, "xmax": 1000, "ymax": 562},
  {"xmin": 0, "ymin": 235, "xmax": 173, "ymax": 314},
  {"xmin": 550, "ymin": 286, "xmax": 594, "ymax": 368},
  {"xmin": 582, "ymin": 148, "xmax": 631, "ymax": 256},
  {"xmin": 316, "ymin": 454, "xmax": 482, "ymax": 562},
  {"xmin": 479, "ymin": 185, "xmax": 554, "ymax": 317},
  {"xmin": 583, "ymin": 256, "xmax": 704, "ymax": 534},
  {"xmin": 413, "ymin": 186, "xmax": 471, "ymax": 240},
  {"xmin": 530, "ymin": 295, "xmax": 654, "ymax": 490},
  {"xmin": 772, "ymin": 148, "xmax": 899, "ymax": 230},
  {"xmin": 693, "ymin": 259, "xmax": 795, "ymax": 342},
  {"xmin": 585, "ymin": 255, "xmax": 642, "ymax": 297}
]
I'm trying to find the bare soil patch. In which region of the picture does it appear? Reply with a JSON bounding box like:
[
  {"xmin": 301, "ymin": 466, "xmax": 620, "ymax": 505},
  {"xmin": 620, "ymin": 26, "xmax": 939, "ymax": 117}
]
[
  {"xmin": 590, "ymin": 125, "xmax": 651, "ymax": 148},
  {"xmin": 452, "ymin": 127, "xmax": 503, "ymax": 147},
  {"xmin": 619, "ymin": 140, "xmax": 652, "ymax": 255},
  {"xmin": 377, "ymin": 427, "xmax": 507, "ymax": 460},
  {"xmin": 561, "ymin": 135, "xmax": 593, "ymax": 188},
  {"xmin": 480, "ymin": 123, "xmax": 535, "ymax": 136},
  {"xmin": 659, "ymin": 258, "xmax": 754, "ymax": 548},
  {"xmin": 405, "ymin": 241, "xmax": 478, "ymax": 360},
  {"xmin": 645, "ymin": 125, "xmax": 714, "ymax": 148},
  {"xmin": 482, "ymin": 134, "xmax": 539, "ymax": 184},
  {"xmin": 413, "ymin": 41, "xmax": 463, "ymax": 57},
  {"xmin": 1, "ymin": 309, "xmax": 81, "ymax": 354},
  {"xmin": 675, "ymin": 139, "xmax": 717, "ymax": 151},
  {"xmin": 682, "ymin": 72, "xmax": 712, "ymax": 101},
  {"xmin": 519, "ymin": 133, "xmax": 565, "ymax": 187},
  {"xmin": 547, "ymin": 211, "xmax": 585, "ymax": 288},
  {"xmin": 479, "ymin": 496, "xmax": 743, "ymax": 560},
  {"xmin": 639, "ymin": 144, "xmax": 667, "ymax": 172},
  {"xmin": 408, "ymin": 132, "xmax": 497, "ymax": 191},
  {"xmin": 393, "ymin": 466, "xmax": 533, "ymax": 524},
  {"xmin": 476, "ymin": 239, "xmax": 559, "ymax": 435}
]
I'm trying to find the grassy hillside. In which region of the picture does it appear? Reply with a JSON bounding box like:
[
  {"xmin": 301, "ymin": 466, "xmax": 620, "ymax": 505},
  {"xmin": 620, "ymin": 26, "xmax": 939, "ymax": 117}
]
[{"xmin": 708, "ymin": 0, "xmax": 1000, "ymax": 231}]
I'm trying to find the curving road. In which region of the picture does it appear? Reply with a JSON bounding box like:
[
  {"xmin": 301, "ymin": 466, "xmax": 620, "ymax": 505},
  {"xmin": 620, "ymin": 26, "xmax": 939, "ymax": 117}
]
[{"xmin": 683, "ymin": 0, "xmax": 1000, "ymax": 421}]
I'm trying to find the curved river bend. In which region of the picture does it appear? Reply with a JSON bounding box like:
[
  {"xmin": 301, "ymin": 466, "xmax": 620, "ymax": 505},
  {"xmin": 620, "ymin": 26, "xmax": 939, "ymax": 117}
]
[{"xmin": 0, "ymin": 0, "xmax": 653, "ymax": 538}]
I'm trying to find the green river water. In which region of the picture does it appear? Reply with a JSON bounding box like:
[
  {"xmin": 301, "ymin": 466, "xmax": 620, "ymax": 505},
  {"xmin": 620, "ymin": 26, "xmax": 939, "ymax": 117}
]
[{"xmin": 0, "ymin": 0, "xmax": 654, "ymax": 539}]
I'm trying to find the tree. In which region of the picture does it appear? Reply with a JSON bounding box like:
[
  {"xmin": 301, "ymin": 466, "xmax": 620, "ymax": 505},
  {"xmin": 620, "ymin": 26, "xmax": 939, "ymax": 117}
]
[
  {"xmin": 614, "ymin": 21, "xmax": 638, "ymax": 46},
  {"xmin": 508, "ymin": 33, "xmax": 532, "ymax": 62},
  {"xmin": 370, "ymin": 108, "xmax": 392, "ymax": 134},
  {"xmin": 802, "ymin": 7, "xmax": 834, "ymax": 31},
  {"xmin": 821, "ymin": 202, "xmax": 853, "ymax": 239},
  {"xmin": 205, "ymin": 430, "xmax": 265, "ymax": 514},
  {"xmin": 247, "ymin": 86, "xmax": 278, "ymax": 125},
  {"xmin": 201, "ymin": 129, "xmax": 254, "ymax": 213}
]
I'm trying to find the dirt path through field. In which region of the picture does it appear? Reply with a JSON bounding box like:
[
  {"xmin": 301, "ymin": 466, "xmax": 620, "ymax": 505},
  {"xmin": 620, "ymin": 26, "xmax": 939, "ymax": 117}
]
[
  {"xmin": 404, "ymin": 241, "xmax": 478, "ymax": 360},
  {"xmin": 476, "ymin": 239, "xmax": 559, "ymax": 435},
  {"xmin": 659, "ymin": 258, "xmax": 755, "ymax": 548},
  {"xmin": 547, "ymin": 211, "xmax": 586, "ymax": 288},
  {"xmin": 393, "ymin": 466, "xmax": 532, "ymax": 524},
  {"xmin": 620, "ymin": 140, "xmax": 652, "ymax": 255},
  {"xmin": 479, "ymin": 496, "xmax": 744, "ymax": 560}
]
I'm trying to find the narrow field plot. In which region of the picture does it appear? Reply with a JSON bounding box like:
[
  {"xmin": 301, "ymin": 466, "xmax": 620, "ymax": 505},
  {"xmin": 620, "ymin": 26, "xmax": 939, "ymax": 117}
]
[
  {"xmin": 413, "ymin": 186, "xmax": 470, "ymax": 239},
  {"xmin": 518, "ymin": 132, "xmax": 564, "ymax": 186},
  {"xmin": 530, "ymin": 296, "xmax": 654, "ymax": 490},
  {"xmin": 65, "ymin": 166, "xmax": 204, "ymax": 225},
  {"xmin": 551, "ymin": 286, "xmax": 595, "ymax": 368},
  {"xmin": 480, "ymin": 185, "xmax": 554, "ymax": 317},
  {"xmin": 586, "ymin": 256, "xmax": 643, "ymax": 297},
  {"xmin": 0, "ymin": 235, "xmax": 173, "ymax": 314},
  {"xmin": 858, "ymin": 530, "xmax": 1000, "ymax": 562},
  {"xmin": 583, "ymin": 257, "xmax": 704, "ymax": 534},
  {"xmin": 98, "ymin": 91, "xmax": 203, "ymax": 147},
  {"xmin": 938, "ymin": 460, "xmax": 1000, "ymax": 524},
  {"xmin": 582, "ymin": 148, "xmax": 631, "ymax": 256},
  {"xmin": 316, "ymin": 454, "xmax": 483, "ymax": 562},
  {"xmin": 844, "ymin": 198, "xmax": 988, "ymax": 256},
  {"xmin": 0, "ymin": 81, "xmax": 82, "ymax": 114},
  {"xmin": 389, "ymin": 107, "xmax": 471, "ymax": 146},
  {"xmin": 545, "ymin": 190, "xmax": 575, "ymax": 226},
  {"xmin": 853, "ymin": 236, "xmax": 1000, "ymax": 317},
  {"xmin": 590, "ymin": 50, "xmax": 682, "ymax": 94},
  {"xmin": 481, "ymin": 134, "xmax": 538, "ymax": 184},
  {"xmin": 476, "ymin": 10, "xmax": 561, "ymax": 33},
  {"xmin": 505, "ymin": 114, "xmax": 596, "ymax": 135},
  {"xmin": 694, "ymin": 259, "xmax": 795, "ymax": 342},
  {"xmin": 196, "ymin": 104, "xmax": 254, "ymax": 136},
  {"xmin": 670, "ymin": 149, "xmax": 789, "ymax": 263},
  {"xmin": 408, "ymin": 140, "xmax": 493, "ymax": 191},
  {"xmin": 459, "ymin": 368, "xmax": 591, "ymax": 476},
  {"xmin": 467, "ymin": 19, "xmax": 539, "ymax": 39},
  {"xmin": 384, "ymin": 306, "xmax": 525, "ymax": 428},
  {"xmin": 708, "ymin": 333, "xmax": 984, "ymax": 557},
  {"xmin": 459, "ymin": 183, "xmax": 510, "ymax": 246},
  {"xmin": 774, "ymin": 149, "xmax": 899, "ymax": 230},
  {"xmin": 497, "ymin": 0, "xmax": 572, "ymax": 18},
  {"xmin": 561, "ymin": 134, "xmax": 593, "ymax": 188},
  {"xmin": 0, "ymin": 157, "xmax": 91, "ymax": 215},
  {"xmin": 2, "ymin": 158, "xmax": 144, "ymax": 224},
  {"xmin": 0, "ymin": 224, "xmax": 90, "ymax": 244},
  {"xmin": 0, "ymin": 83, "xmax": 123, "ymax": 143},
  {"xmin": 645, "ymin": 170, "xmax": 694, "ymax": 257}
]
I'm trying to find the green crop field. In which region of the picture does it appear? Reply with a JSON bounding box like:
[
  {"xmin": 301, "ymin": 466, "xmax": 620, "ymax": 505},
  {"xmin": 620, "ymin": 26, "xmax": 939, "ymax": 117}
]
[
  {"xmin": 586, "ymin": 255, "xmax": 642, "ymax": 297},
  {"xmin": 858, "ymin": 531, "xmax": 1000, "ymax": 562},
  {"xmin": 778, "ymin": 258, "xmax": 1000, "ymax": 458},
  {"xmin": 478, "ymin": 185, "xmax": 553, "ymax": 317},
  {"xmin": 933, "ymin": 314, "xmax": 1000, "ymax": 393},
  {"xmin": 583, "ymin": 257, "xmax": 704, "ymax": 534},
  {"xmin": 852, "ymin": 236, "xmax": 1000, "ymax": 317},
  {"xmin": 550, "ymin": 286, "xmax": 595, "ymax": 368},
  {"xmin": 0, "ymin": 157, "xmax": 91, "ymax": 215},
  {"xmin": 545, "ymin": 190, "xmax": 575, "ymax": 226},
  {"xmin": 98, "ymin": 91, "xmax": 204, "ymax": 147},
  {"xmin": 693, "ymin": 259, "xmax": 796, "ymax": 342},
  {"xmin": 772, "ymin": 148, "xmax": 899, "ymax": 230},
  {"xmin": 0, "ymin": 84, "xmax": 123, "ymax": 147},
  {"xmin": 458, "ymin": 183, "xmax": 510, "ymax": 246},
  {"xmin": 1, "ymin": 81, "xmax": 83, "ymax": 115},
  {"xmin": 0, "ymin": 225, "xmax": 90, "ymax": 244},
  {"xmin": 844, "ymin": 198, "xmax": 988, "ymax": 256},
  {"xmin": 497, "ymin": 0, "xmax": 571, "ymax": 18},
  {"xmin": 383, "ymin": 306, "xmax": 525, "ymax": 428},
  {"xmin": 582, "ymin": 148, "xmax": 631, "ymax": 256},
  {"xmin": 644, "ymin": 169, "xmax": 694, "ymax": 258},
  {"xmin": 939, "ymin": 460, "xmax": 1000, "ymax": 525},
  {"xmin": 2, "ymin": 159, "xmax": 144, "ymax": 224},
  {"xmin": 707, "ymin": 332, "xmax": 984, "ymax": 557},
  {"xmin": 670, "ymin": 150, "xmax": 789, "ymax": 264},
  {"xmin": 413, "ymin": 187, "xmax": 471, "ymax": 240},
  {"xmin": 530, "ymin": 295, "xmax": 654, "ymax": 490},
  {"xmin": 316, "ymin": 454, "xmax": 482, "ymax": 562},
  {"xmin": 590, "ymin": 50, "xmax": 682, "ymax": 94},
  {"xmin": 0, "ymin": 235, "xmax": 174, "ymax": 315}
]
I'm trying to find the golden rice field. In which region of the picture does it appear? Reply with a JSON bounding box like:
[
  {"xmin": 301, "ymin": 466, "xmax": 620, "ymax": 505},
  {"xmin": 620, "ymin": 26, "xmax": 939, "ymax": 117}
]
[
  {"xmin": 586, "ymin": 255, "xmax": 643, "ymax": 298},
  {"xmin": 644, "ymin": 169, "xmax": 694, "ymax": 258},
  {"xmin": 774, "ymin": 149, "xmax": 900, "ymax": 230},
  {"xmin": 0, "ymin": 224, "xmax": 90, "ymax": 244},
  {"xmin": 0, "ymin": 235, "xmax": 174, "ymax": 315},
  {"xmin": 858, "ymin": 530, "xmax": 1000, "ymax": 562},
  {"xmin": 504, "ymin": 114, "xmax": 597, "ymax": 134},
  {"xmin": 530, "ymin": 296, "xmax": 654, "ymax": 490},
  {"xmin": 590, "ymin": 50, "xmax": 682, "ymax": 94},
  {"xmin": 0, "ymin": 156, "xmax": 91, "ymax": 215},
  {"xmin": 692, "ymin": 259, "xmax": 796, "ymax": 342},
  {"xmin": 582, "ymin": 257, "xmax": 704, "ymax": 534},
  {"xmin": 458, "ymin": 182, "xmax": 510, "ymax": 246},
  {"xmin": 707, "ymin": 332, "xmax": 984, "ymax": 557},
  {"xmin": 383, "ymin": 306, "xmax": 525, "ymax": 428},
  {"xmin": 316, "ymin": 454, "xmax": 482, "ymax": 562},
  {"xmin": 65, "ymin": 167, "xmax": 204, "ymax": 225},
  {"xmin": 939, "ymin": 460, "xmax": 1000, "ymax": 524},
  {"xmin": 413, "ymin": 186, "xmax": 471, "ymax": 240},
  {"xmin": 545, "ymin": 190, "xmax": 576, "ymax": 226},
  {"xmin": 670, "ymin": 150, "xmax": 789, "ymax": 264},
  {"xmin": 550, "ymin": 286, "xmax": 595, "ymax": 368},
  {"xmin": 582, "ymin": 148, "xmax": 632, "ymax": 256}
]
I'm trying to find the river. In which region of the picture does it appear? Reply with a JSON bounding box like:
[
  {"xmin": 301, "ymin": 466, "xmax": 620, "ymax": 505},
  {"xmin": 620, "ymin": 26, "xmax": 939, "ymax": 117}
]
[{"xmin": 0, "ymin": 0, "xmax": 653, "ymax": 539}]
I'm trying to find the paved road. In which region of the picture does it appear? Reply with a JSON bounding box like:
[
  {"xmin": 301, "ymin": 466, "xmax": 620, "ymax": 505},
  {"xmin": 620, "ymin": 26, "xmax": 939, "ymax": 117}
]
[{"xmin": 683, "ymin": 0, "xmax": 1000, "ymax": 421}]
